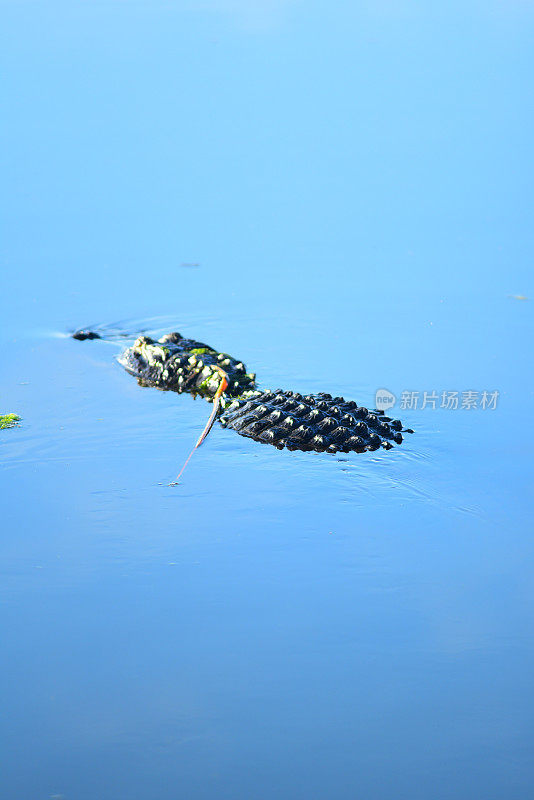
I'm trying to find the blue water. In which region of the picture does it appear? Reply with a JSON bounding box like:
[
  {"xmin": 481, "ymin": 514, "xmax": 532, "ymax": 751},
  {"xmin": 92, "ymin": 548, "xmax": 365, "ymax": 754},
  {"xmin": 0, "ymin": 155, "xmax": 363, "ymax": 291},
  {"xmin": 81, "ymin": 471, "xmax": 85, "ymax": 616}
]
[{"xmin": 2, "ymin": 3, "xmax": 533, "ymax": 798}]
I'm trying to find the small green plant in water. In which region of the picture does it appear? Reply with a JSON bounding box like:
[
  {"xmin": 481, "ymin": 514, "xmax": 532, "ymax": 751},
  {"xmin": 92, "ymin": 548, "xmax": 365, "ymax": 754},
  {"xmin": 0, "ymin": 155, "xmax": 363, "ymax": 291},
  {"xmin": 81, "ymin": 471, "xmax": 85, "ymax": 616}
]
[{"xmin": 0, "ymin": 413, "xmax": 21, "ymax": 429}]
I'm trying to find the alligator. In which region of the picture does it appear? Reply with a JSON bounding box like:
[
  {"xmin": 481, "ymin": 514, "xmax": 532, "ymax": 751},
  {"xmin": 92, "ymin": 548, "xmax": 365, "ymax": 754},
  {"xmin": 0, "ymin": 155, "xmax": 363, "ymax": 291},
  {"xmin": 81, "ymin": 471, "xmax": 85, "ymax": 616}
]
[{"xmin": 75, "ymin": 329, "xmax": 413, "ymax": 457}]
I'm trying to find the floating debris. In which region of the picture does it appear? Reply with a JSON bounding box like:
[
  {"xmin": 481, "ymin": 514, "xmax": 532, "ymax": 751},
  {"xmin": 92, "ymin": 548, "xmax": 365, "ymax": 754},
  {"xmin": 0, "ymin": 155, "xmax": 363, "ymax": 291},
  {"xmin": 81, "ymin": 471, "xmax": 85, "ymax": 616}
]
[{"xmin": 0, "ymin": 413, "xmax": 21, "ymax": 430}]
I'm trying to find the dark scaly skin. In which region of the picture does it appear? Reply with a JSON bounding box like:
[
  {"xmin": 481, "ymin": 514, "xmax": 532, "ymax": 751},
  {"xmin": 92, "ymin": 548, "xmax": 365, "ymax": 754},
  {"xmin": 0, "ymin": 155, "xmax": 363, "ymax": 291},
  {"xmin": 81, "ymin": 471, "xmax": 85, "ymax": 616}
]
[
  {"xmin": 116, "ymin": 332, "xmax": 256, "ymax": 399},
  {"xmin": 220, "ymin": 390, "xmax": 411, "ymax": 453},
  {"xmin": 75, "ymin": 329, "xmax": 413, "ymax": 453}
]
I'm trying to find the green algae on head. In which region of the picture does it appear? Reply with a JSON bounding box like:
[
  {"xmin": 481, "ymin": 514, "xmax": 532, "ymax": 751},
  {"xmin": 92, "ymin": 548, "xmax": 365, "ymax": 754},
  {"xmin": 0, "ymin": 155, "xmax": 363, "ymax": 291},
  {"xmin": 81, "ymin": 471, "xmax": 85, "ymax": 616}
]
[
  {"xmin": 0, "ymin": 413, "xmax": 21, "ymax": 429},
  {"xmin": 117, "ymin": 332, "xmax": 256, "ymax": 399}
]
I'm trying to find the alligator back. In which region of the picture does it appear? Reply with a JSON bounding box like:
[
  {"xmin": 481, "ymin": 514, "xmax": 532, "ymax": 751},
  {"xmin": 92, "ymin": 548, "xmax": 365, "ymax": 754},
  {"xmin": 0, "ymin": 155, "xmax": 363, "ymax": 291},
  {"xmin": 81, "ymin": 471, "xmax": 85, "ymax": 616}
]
[{"xmin": 220, "ymin": 389, "xmax": 412, "ymax": 453}]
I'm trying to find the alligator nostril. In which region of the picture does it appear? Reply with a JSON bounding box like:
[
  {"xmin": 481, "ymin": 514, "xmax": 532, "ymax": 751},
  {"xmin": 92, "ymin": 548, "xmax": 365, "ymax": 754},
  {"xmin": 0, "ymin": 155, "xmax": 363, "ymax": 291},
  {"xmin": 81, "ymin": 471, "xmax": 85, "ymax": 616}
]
[{"xmin": 72, "ymin": 329, "xmax": 101, "ymax": 340}]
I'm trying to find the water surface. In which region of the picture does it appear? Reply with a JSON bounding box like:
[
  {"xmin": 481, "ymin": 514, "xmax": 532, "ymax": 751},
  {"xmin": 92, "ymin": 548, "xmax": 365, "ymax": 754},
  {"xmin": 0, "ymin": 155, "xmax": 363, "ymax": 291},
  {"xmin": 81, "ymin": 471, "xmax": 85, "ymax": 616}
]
[{"xmin": 1, "ymin": 2, "xmax": 533, "ymax": 798}]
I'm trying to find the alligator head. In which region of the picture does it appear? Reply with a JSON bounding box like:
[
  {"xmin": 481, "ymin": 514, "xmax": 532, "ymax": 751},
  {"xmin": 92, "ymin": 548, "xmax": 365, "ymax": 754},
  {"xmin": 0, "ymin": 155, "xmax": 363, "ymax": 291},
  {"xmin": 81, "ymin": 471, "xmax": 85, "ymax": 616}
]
[{"xmin": 117, "ymin": 332, "xmax": 256, "ymax": 399}]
